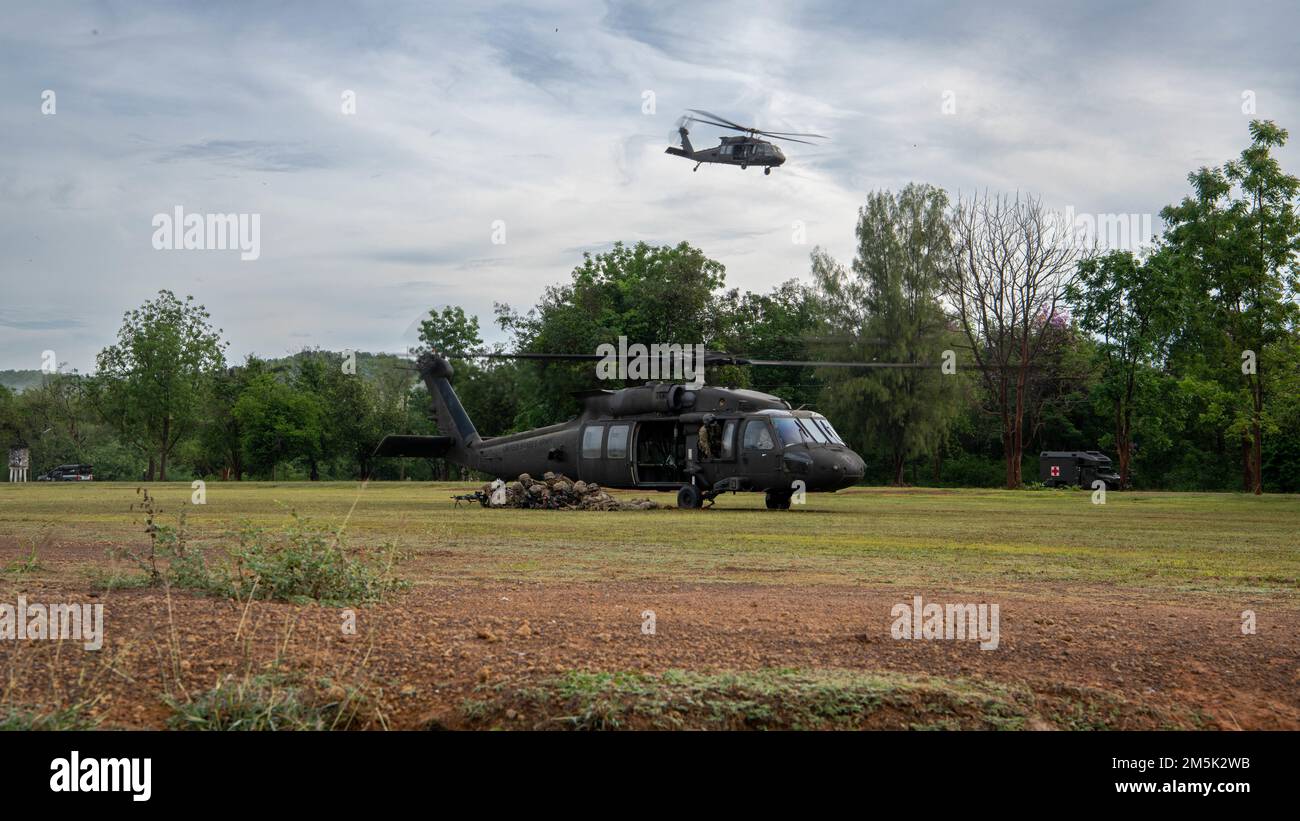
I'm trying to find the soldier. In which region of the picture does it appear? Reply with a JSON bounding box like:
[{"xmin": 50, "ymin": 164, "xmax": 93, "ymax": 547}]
[{"xmin": 697, "ymin": 414, "xmax": 717, "ymax": 459}]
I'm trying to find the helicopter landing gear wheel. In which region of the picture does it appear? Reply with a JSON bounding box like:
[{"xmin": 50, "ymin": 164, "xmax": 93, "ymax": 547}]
[
  {"xmin": 677, "ymin": 484, "xmax": 703, "ymax": 509},
  {"xmin": 764, "ymin": 167, "xmax": 771, "ymax": 175},
  {"xmin": 765, "ymin": 489, "xmax": 792, "ymax": 510},
  {"xmin": 741, "ymin": 164, "xmax": 748, "ymax": 170}
]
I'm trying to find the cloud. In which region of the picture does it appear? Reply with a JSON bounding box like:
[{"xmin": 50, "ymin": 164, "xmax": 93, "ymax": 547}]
[
  {"xmin": 0, "ymin": 312, "xmax": 85, "ymax": 332},
  {"xmin": 0, "ymin": 0, "xmax": 1296, "ymax": 370},
  {"xmin": 156, "ymin": 140, "xmax": 332, "ymax": 172}
]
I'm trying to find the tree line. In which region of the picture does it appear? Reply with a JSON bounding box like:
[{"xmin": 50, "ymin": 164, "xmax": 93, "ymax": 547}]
[{"xmin": 2, "ymin": 120, "xmax": 1297, "ymax": 491}]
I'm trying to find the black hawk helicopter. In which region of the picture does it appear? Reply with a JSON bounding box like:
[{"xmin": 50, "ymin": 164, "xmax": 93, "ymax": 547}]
[
  {"xmin": 665, "ymin": 109, "xmax": 826, "ymax": 174},
  {"xmin": 372, "ymin": 348, "xmax": 925, "ymax": 510}
]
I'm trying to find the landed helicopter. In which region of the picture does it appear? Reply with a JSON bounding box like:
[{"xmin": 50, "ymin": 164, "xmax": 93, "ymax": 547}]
[
  {"xmin": 373, "ymin": 349, "xmax": 899, "ymax": 510},
  {"xmin": 665, "ymin": 109, "xmax": 826, "ymax": 174}
]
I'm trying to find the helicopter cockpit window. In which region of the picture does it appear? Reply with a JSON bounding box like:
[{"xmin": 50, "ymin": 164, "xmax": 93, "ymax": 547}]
[
  {"xmin": 773, "ymin": 417, "xmax": 808, "ymax": 447},
  {"xmin": 742, "ymin": 419, "xmax": 775, "ymax": 451},
  {"xmin": 581, "ymin": 425, "xmax": 604, "ymax": 459},
  {"xmin": 720, "ymin": 419, "xmax": 737, "ymax": 459}
]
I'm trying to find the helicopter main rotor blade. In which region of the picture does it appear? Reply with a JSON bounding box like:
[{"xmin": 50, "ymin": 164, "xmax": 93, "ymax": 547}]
[
  {"xmin": 685, "ymin": 118, "xmax": 818, "ymax": 145},
  {"xmin": 438, "ymin": 348, "xmax": 938, "ymax": 371},
  {"xmin": 687, "ymin": 109, "xmax": 751, "ymax": 131},
  {"xmin": 442, "ymin": 351, "xmax": 606, "ymax": 363},
  {"xmin": 743, "ymin": 359, "xmax": 936, "ymax": 369},
  {"xmin": 684, "ymin": 116, "xmax": 748, "ymax": 133},
  {"xmin": 754, "ymin": 129, "xmax": 828, "ymax": 139},
  {"xmin": 687, "ymin": 109, "xmax": 827, "ymax": 140}
]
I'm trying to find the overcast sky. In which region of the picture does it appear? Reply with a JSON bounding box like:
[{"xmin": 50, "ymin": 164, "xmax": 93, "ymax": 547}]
[{"xmin": 2, "ymin": 0, "xmax": 1297, "ymax": 372}]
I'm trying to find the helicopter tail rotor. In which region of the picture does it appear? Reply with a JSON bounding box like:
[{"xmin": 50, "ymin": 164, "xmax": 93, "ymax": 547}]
[{"xmin": 665, "ymin": 115, "xmax": 693, "ymax": 157}]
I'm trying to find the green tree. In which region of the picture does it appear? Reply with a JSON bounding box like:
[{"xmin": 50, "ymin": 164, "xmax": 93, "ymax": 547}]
[
  {"xmin": 711, "ymin": 280, "xmax": 824, "ymax": 409},
  {"xmin": 812, "ymin": 184, "xmax": 963, "ymax": 484},
  {"xmin": 233, "ymin": 373, "xmax": 324, "ymax": 480},
  {"xmin": 1260, "ymin": 333, "xmax": 1300, "ymax": 491},
  {"xmin": 1161, "ymin": 120, "xmax": 1300, "ymax": 494},
  {"xmin": 1067, "ymin": 249, "xmax": 1183, "ymax": 486},
  {"xmin": 93, "ymin": 291, "xmax": 227, "ymax": 480},
  {"xmin": 497, "ymin": 241, "xmax": 726, "ymax": 427},
  {"xmin": 198, "ymin": 356, "xmax": 266, "ymax": 480}
]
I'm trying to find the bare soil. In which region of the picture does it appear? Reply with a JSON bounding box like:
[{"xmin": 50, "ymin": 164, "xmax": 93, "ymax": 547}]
[{"xmin": 4, "ymin": 572, "xmax": 1296, "ymax": 729}]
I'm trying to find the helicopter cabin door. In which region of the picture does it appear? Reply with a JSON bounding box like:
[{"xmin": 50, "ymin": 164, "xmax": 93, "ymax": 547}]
[
  {"xmin": 632, "ymin": 420, "xmax": 687, "ymax": 486},
  {"xmin": 740, "ymin": 417, "xmax": 780, "ymax": 487},
  {"xmin": 579, "ymin": 422, "xmax": 634, "ymax": 488},
  {"xmin": 603, "ymin": 423, "xmax": 634, "ymax": 487}
]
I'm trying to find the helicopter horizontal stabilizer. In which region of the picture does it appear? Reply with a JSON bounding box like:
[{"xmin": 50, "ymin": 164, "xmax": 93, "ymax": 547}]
[{"xmin": 372, "ymin": 434, "xmax": 454, "ymax": 459}]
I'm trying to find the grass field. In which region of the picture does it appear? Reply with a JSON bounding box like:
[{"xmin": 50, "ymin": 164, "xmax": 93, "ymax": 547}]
[
  {"xmin": 2, "ymin": 481, "xmax": 1297, "ymax": 593},
  {"xmin": 0, "ymin": 481, "xmax": 1297, "ymax": 730}
]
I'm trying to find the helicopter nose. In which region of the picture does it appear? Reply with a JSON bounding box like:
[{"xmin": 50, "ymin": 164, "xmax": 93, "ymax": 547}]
[
  {"xmin": 821, "ymin": 449, "xmax": 863, "ymax": 488},
  {"xmin": 830, "ymin": 451, "xmax": 865, "ymax": 488}
]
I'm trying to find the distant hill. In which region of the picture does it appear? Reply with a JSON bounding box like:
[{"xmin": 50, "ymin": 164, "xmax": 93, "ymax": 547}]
[
  {"xmin": 1, "ymin": 352, "xmax": 414, "ymax": 395},
  {"xmin": 261, "ymin": 350, "xmax": 416, "ymax": 383},
  {"xmin": 0, "ymin": 370, "xmax": 46, "ymax": 393}
]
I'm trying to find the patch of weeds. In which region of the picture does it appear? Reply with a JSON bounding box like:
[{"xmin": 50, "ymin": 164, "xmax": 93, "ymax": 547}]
[
  {"xmin": 0, "ymin": 702, "xmax": 100, "ymax": 731},
  {"xmin": 1037, "ymin": 683, "xmax": 1183, "ymax": 730},
  {"xmin": 228, "ymin": 514, "xmax": 407, "ymax": 605},
  {"xmin": 5, "ymin": 544, "xmax": 46, "ymax": 575},
  {"xmin": 458, "ymin": 668, "xmax": 1038, "ymax": 731},
  {"xmin": 86, "ymin": 568, "xmax": 156, "ymax": 592},
  {"xmin": 113, "ymin": 488, "xmax": 211, "ymax": 588},
  {"xmin": 164, "ymin": 672, "xmax": 372, "ymax": 731},
  {"xmin": 114, "ymin": 489, "xmax": 406, "ymax": 605}
]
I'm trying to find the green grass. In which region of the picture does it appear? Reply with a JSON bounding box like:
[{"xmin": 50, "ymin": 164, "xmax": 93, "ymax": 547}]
[
  {"xmin": 456, "ymin": 668, "xmax": 1181, "ymax": 730},
  {"xmin": 164, "ymin": 673, "xmax": 372, "ymax": 731},
  {"xmin": 0, "ymin": 703, "xmax": 100, "ymax": 731},
  {"xmin": 3, "ymin": 545, "xmax": 45, "ymax": 575},
  {"xmin": 1, "ymin": 481, "xmax": 1297, "ymax": 595}
]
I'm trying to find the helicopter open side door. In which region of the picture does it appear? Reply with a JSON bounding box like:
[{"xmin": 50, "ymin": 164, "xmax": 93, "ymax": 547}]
[{"xmin": 632, "ymin": 420, "xmax": 686, "ymax": 486}]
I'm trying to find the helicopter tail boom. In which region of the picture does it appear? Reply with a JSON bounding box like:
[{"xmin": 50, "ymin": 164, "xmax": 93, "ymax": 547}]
[
  {"xmin": 372, "ymin": 434, "xmax": 454, "ymax": 459},
  {"xmin": 665, "ymin": 125, "xmax": 693, "ymax": 158},
  {"xmin": 389, "ymin": 352, "xmax": 483, "ymax": 470}
]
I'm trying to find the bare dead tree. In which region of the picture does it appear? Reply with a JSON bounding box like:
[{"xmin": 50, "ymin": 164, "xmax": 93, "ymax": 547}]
[{"xmin": 944, "ymin": 192, "xmax": 1090, "ymax": 488}]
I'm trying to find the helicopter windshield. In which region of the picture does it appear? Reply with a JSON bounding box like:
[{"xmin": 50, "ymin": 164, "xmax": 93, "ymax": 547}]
[
  {"xmin": 797, "ymin": 418, "xmax": 829, "ymax": 443},
  {"xmin": 815, "ymin": 418, "xmax": 845, "ymax": 444},
  {"xmin": 772, "ymin": 417, "xmax": 809, "ymax": 447}
]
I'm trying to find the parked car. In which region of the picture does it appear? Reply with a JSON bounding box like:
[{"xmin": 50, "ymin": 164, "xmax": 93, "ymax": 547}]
[{"xmin": 36, "ymin": 464, "xmax": 94, "ymax": 481}]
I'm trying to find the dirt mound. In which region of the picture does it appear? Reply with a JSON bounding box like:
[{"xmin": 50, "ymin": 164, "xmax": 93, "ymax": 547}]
[{"xmin": 477, "ymin": 472, "xmax": 667, "ymax": 511}]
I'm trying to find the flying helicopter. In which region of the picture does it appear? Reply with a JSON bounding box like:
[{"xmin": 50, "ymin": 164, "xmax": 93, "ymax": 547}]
[
  {"xmin": 665, "ymin": 109, "xmax": 826, "ymax": 174},
  {"xmin": 372, "ymin": 348, "xmax": 928, "ymax": 510}
]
